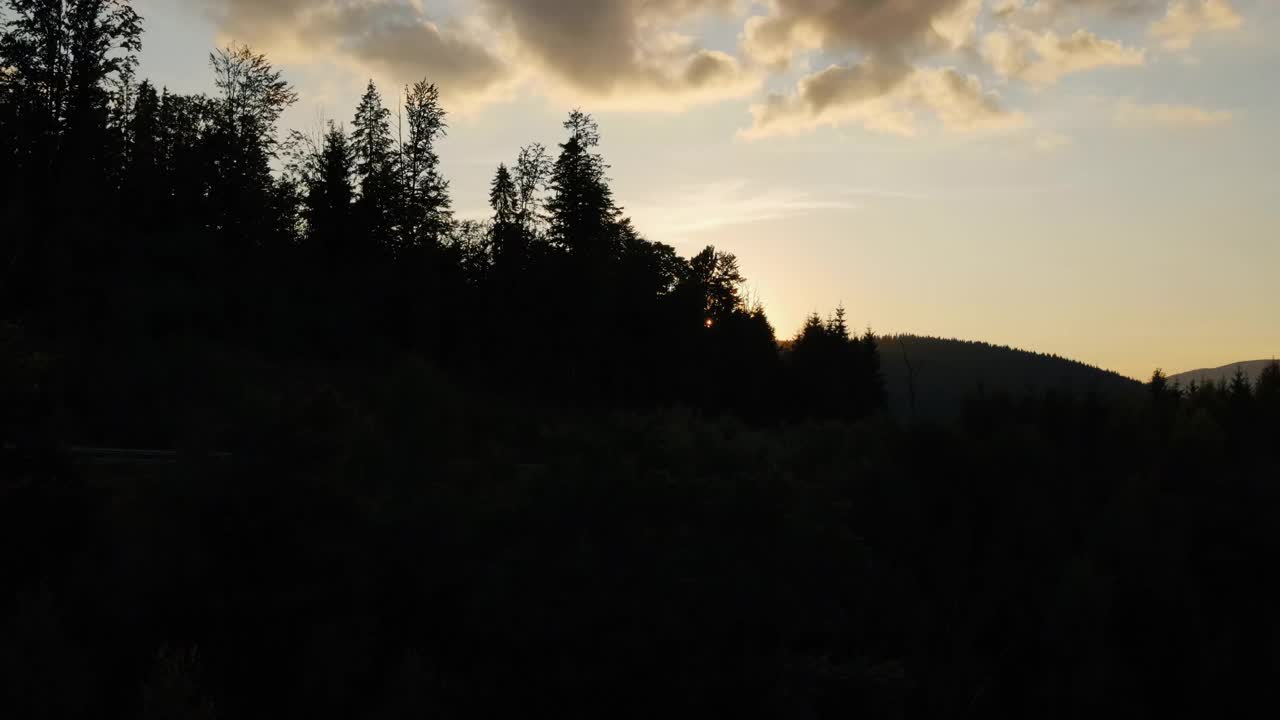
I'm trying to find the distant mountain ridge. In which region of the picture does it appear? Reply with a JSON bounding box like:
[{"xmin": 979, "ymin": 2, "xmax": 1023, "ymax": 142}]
[
  {"xmin": 1170, "ymin": 360, "xmax": 1276, "ymax": 387},
  {"xmin": 876, "ymin": 335, "xmax": 1144, "ymax": 422}
]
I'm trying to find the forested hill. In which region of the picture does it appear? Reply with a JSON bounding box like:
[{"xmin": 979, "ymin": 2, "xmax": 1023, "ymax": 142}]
[
  {"xmin": 876, "ymin": 335, "xmax": 1144, "ymax": 422},
  {"xmin": 1171, "ymin": 360, "xmax": 1276, "ymax": 387}
]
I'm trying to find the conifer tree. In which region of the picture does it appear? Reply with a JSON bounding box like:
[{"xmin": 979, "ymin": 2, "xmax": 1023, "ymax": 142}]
[
  {"xmin": 288, "ymin": 120, "xmax": 355, "ymax": 258},
  {"xmin": 124, "ymin": 79, "xmax": 161, "ymax": 225},
  {"xmin": 547, "ymin": 110, "xmax": 618, "ymax": 259},
  {"xmin": 859, "ymin": 327, "xmax": 887, "ymax": 412},
  {"xmin": 827, "ymin": 305, "xmax": 850, "ymax": 341},
  {"xmin": 1256, "ymin": 361, "xmax": 1280, "ymax": 406},
  {"xmin": 489, "ymin": 163, "xmax": 522, "ymax": 268},
  {"xmin": 400, "ymin": 79, "xmax": 451, "ymax": 248},
  {"xmin": 350, "ymin": 80, "xmax": 398, "ymax": 247},
  {"xmin": 490, "ymin": 164, "xmax": 518, "ymax": 227}
]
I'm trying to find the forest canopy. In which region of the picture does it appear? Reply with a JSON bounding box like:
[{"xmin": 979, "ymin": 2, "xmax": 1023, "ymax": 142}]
[{"xmin": 3, "ymin": 3, "xmax": 1279, "ymax": 719}]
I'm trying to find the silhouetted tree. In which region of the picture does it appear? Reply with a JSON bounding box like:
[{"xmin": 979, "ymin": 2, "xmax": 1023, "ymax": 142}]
[
  {"xmin": 351, "ymin": 80, "xmax": 399, "ymax": 249},
  {"xmin": 155, "ymin": 88, "xmax": 214, "ymax": 229},
  {"xmin": 547, "ymin": 110, "xmax": 618, "ymax": 261},
  {"xmin": 206, "ymin": 44, "xmax": 297, "ymax": 251},
  {"xmin": 514, "ymin": 142, "xmax": 551, "ymax": 234},
  {"xmin": 686, "ymin": 246, "xmax": 744, "ymax": 324},
  {"xmin": 1, "ymin": 0, "xmax": 141, "ymax": 297},
  {"xmin": 123, "ymin": 79, "xmax": 162, "ymax": 227},
  {"xmin": 1257, "ymin": 361, "xmax": 1280, "ymax": 408},
  {"xmin": 789, "ymin": 307, "xmax": 885, "ymax": 420},
  {"xmin": 288, "ymin": 121, "xmax": 356, "ymax": 260},
  {"xmin": 488, "ymin": 163, "xmax": 522, "ymax": 267},
  {"xmin": 400, "ymin": 79, "xmax": 450, "ymax": 248}
]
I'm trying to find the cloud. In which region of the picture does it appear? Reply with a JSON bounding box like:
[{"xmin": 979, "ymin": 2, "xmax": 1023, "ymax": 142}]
[
  {"xmin": 199, "ymin": 0, "xmax": 508, "ymax": 101},
  {"xmin": 742, "ymin": 0, "xmax": 980, "ymax": 66},
  {"xmin": 197, "ymin": 0, "xmax": 758, "ymax": 110},
  {"xmin": 983, "ymin": 27, "xmax": 1145, "ymax": 85},
  {"xmin": 1150, "ymin": 0, "xmax": 1242, "ymax": 50},
  {"xmin": 189, "ymin": 0, "xmax": 1244, "ymax": 139},
  {"xmin": 992, "ymin": 0, "xmax": 1166, "ymax": 25},
  {"xmin": 742, "ymin": 61, "xmax": 1025, "ymax": 139},
  {"xmin": 629, "ymin": 178, "xmax": 873, "ymax": 239},
  {"xmin": 479, "ymin": 0, "xmax": 760, "ymax": 109},
  {"xmin": 1113, "ymin": 100, "xmax": 1232, "ymax": 128}
]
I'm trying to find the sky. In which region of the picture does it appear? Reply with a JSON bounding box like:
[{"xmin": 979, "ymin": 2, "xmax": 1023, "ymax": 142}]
[{"xmin": 130, "ymin": 0, "xmax": 1279, "ymax": 379}]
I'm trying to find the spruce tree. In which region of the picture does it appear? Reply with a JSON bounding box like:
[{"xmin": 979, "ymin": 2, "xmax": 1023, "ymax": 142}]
[
  {"xmin": 124, "ymin": 79, "xmax": 162, "ymax": 226},
  {"xmin": 547, "ymin": 110, "xmax": 618, "ymax": 259},
  {"xmin": 400, "ymin": 79, "xmax": 451, "ymax": 248},
  {"xmin": 490, "ymin": 164, "xmax": 518, "ymax": 227},
  {"xmin": 351, "ymin": 80, "xmax": 398, "ymax": 248},
  {"xmin": 288, "ymin": 121, "xmax": 355, "ymax": 258}
]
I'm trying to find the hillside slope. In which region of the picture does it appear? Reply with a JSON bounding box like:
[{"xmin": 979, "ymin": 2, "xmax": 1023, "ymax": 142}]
[
  {"xmin": 877, "ymin": 335, "xmax": 1144, "ymax": 422},
  {"xmin": 1171, "ymin": 360, "xmax": 1276, "ymax": 387}
]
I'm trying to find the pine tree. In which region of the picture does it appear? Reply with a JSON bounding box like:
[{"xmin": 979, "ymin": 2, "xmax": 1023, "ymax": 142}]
[
  {"xmin": 400, "ymin": 79, "xmax": 451, "ymax": 248},
  {"xmin": 490, "ymin": 164, "xmax": 518, "ymax": 227},
  {"xmin": 1228, "ymin": 367, "xmax": 1253, "ymax": 400},
  {"xmin": 827, "ymin": 305, "xmax": 850, "ymax": 342},
  {"xmin": 351, "ymin": 80, "xmax": 398, "ymax": 248},
  {"xmin": 352, "ymin": 80, "xmax": 393, "ymax": 183},
  {"xmin": 547, "ymin": 110, "xmax": 618, "ymax": 259},
  {"xmin": 859, "ymin": 328, "xmax": 887, "ymax": 412},
  {"xmin": 288, "ymin": 120, "xmax": 355, "ymax": 258},
  {"xmin": 124, "ymin": 79, "xmax": 162, "ymax": 227},
  {"xmin": 1257, "ymin": 361, "xmax": 1280, "ymax": 406}
]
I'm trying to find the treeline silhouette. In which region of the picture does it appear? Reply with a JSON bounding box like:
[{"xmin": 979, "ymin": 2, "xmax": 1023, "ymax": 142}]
[
  {"xmin": 0, "ymin": 10, "xmax": 882, "ymax": 438},
  {"xmin": 4, "ymin": 3, "xmax": 1280, "ymax": 718}
]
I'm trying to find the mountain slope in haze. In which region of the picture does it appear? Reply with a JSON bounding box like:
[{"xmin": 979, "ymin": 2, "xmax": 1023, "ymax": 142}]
[
  {"xmin": 1170, "ymin": 360, "xmax": 1276, "ymax": 387},
  {"xmin": 877, "ymin": 335, "xmax": 1144, "ymax": 422}
]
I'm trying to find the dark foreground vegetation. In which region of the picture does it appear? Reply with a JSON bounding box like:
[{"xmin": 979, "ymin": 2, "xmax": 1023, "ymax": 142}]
[{"xmin": 3, "ymin": 2, "xmax": 1280, "ymax": 717}]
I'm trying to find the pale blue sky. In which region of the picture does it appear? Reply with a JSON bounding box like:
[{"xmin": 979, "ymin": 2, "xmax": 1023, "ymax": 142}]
[{"xmin": 131, "ymin": 1, "xmax": 1278, "ymax": 378}]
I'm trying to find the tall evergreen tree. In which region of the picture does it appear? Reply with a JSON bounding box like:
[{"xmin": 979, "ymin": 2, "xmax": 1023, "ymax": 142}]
[
  {"xmin": 288, "ymin": 121, "xmax": 355, "ymax": 259},
  {"xmin": 827, "ymin": 305, "xmax": 850, "ymax": 341},
  {"xmin": 350, "ymin": 80, "xmax": 398, "ymax": 248},
  {"xmin": 858, "ymin": 328, "xmax": 888, "ymax": 412},
  {"xmin": 1257, "ymin": 361, "xmax": 1280, "ymax": 407},
  {"xmin": 488, "ymin": 163, "xmax": 521, "ymax": 269},
  {"xmin": 123, "ymin": 79, "xmax": 161, "ymax": 227},
  {"xmin": 400, "ymin": 79, "xmax": 450, "ymax": 248},
  {"xmin": 490, "ymin": 164, "xmax": 517, "ymax": 227},
  {"xmin": 547, "ymin": 110, "xmax": 618, "ymax": 260}
]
